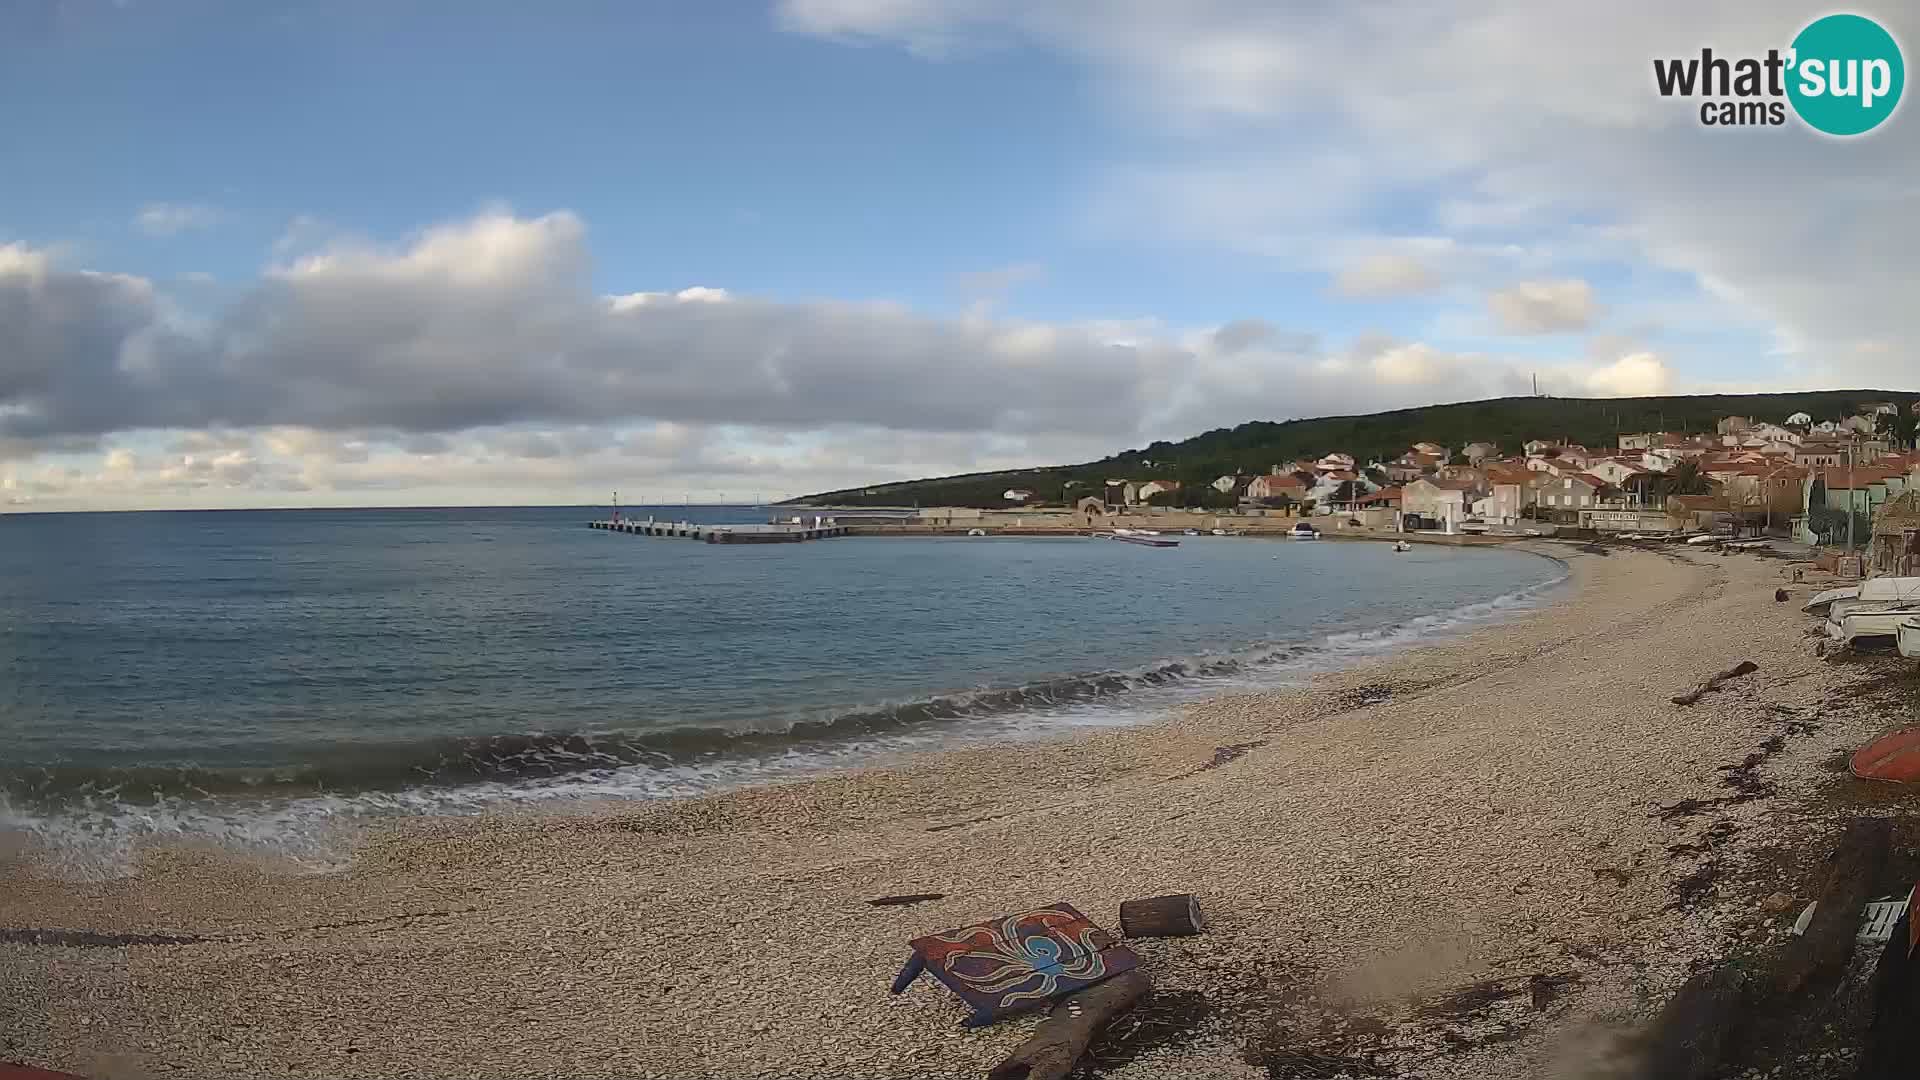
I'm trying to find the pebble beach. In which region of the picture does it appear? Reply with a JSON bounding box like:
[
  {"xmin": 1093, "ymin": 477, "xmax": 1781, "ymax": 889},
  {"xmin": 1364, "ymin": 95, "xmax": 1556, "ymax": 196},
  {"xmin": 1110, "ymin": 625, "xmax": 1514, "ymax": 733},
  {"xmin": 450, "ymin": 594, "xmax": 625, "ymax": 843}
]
[{"xmin": 4, "ymin": 542, "xmax": 1914, "ymax": 1080}]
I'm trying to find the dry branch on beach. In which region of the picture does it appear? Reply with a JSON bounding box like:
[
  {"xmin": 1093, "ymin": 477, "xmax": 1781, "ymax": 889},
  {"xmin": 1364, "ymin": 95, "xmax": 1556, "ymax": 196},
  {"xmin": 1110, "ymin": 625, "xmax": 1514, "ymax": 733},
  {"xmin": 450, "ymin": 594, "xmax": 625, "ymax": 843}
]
[{"xmin": 1670, "ymin": 660, "xmax": 1759, "ymax": 705}]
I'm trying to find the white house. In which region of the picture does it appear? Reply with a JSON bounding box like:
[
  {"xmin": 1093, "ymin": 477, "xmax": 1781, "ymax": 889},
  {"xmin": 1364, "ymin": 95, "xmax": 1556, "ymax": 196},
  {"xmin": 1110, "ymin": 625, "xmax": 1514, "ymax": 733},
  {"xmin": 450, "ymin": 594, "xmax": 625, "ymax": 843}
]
[
  {"xmin": 1786, "ymin": 411, "xmax": 1813, "ymax": 426},
  {"xmin": 1587, "ymin": 458, "xmax": 1649, "ymax": 487},
  {"xmin": 1410, "ymin": 441, "xmax": 1449, "ymax": 460},
  {"xmin": 1211, "ymin": 474, "xmax": 1241, "ymax": 494},
  {"xmin": 1135, "ymin": 480, "xmax": 1181, "ymax": 501},
  {"xmin": 1306, "ymin": 470, "xmax": 1376, "ymax": 507},
  {"xmin": 1314, "ymin": 452, "xmax": 1356, "ymax": 473},
  {"xmin": 1246, "ymin": 474, "xmax": 1309, "ymax": 502},
  {"xmin": 1402, "ymin": 477, "xmax": 1480, "ymax": 532},
  {"xmin": 1461, "ymin": 441, "xmax": 1500, "ymax": 464}
]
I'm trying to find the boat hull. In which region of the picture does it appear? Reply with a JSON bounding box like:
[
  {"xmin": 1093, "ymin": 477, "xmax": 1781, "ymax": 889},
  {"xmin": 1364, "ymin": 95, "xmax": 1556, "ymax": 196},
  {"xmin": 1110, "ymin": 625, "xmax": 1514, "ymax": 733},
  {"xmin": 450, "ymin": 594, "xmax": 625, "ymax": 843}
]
[
  {"xmin": 1852, "ymin": 727, "xmax": 1920, "ymax": 783},
  {"xmin": 1900, "ymin": 617, "xmax": 1920, "ymax": 659}
]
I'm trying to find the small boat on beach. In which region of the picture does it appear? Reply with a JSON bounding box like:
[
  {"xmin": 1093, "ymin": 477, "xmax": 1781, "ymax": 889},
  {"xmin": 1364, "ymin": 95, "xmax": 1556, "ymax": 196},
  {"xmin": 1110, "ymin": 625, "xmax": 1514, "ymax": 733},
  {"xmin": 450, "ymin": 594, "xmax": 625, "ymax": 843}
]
[
  {"xmin": 1852, "ymin": 726, "xmax": 1920, "ymax": 783},
  {"xmin": 1287, "ymin": 522, "xmax": 1320, "ymax": 540},
  {"xmin": 1825, "ymin": 603, "xmax": 1920, "ymax": 648},
  {"xmin": 1098, "ymin": 528, "xmax": 1180, "ymax": 548},
  {"xmin": 1899, "ymin": 616, "xmax": 1920, "ymax": 659},
  {"xmin": 1804, "ymin": 585, "xmax": 1860, "ymax": 614}
]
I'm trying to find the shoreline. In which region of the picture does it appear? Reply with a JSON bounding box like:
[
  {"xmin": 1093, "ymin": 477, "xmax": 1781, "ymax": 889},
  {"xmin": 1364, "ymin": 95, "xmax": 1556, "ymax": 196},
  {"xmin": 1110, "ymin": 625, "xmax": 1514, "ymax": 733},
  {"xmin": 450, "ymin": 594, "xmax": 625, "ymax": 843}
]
[{"xmin": 4, "ymin": 544, "xmax": 1913, "ymax": 1079}]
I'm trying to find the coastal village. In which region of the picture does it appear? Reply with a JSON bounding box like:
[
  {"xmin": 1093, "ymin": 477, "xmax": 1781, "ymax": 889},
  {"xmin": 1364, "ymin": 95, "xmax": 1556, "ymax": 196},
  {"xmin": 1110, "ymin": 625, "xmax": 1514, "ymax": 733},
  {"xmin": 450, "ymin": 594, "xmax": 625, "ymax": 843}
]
[{"xmin": 965, "ymin": 400, "xmax": 1920, "ymax": 548}]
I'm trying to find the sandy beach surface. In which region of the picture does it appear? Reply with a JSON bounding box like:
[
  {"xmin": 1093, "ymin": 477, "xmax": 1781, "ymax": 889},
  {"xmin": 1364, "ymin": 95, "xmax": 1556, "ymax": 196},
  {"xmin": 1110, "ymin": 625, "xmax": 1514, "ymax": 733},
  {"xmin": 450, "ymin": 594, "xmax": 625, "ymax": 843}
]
[{"xmin": 5, "ymin": 543, "xmax": 1917, "ymax": 1080}]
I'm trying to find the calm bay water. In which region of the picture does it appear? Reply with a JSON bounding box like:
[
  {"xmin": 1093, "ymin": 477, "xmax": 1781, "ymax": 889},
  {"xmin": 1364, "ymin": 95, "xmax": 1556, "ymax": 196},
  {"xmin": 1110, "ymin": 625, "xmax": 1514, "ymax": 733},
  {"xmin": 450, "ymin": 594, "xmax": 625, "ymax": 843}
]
[{"xmin": 0, "ymin": 506, "xmax": 1564, "ymax": 869}]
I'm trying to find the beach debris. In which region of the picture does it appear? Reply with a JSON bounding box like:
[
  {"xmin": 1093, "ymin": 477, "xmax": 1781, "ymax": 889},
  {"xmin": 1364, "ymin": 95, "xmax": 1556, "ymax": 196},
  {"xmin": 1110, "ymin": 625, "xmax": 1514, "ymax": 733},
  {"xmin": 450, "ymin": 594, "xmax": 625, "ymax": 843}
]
[
  {"xmin": 1118, "ymin": 893, "xmax": 1206, "ymax": 938},
  {"xmin": 889, "ymin": 903, "xmax": 1140, "ymax": 1028},
  {"xmin": 867, "ymin": 893, "xmax": 946, "ymax": 907},
  {"xmin": 1758, "ymin": 891, "xmax": 1796, "ymax": 915},
  {"xmin": 1639, "ymin": 817, "xmax": 1889, "ymax": 1080},
  {"xmin": 1859, "ymin": 898, "xmax": 1912, "ymax": 945},
  {"xmin": 985, "ymin": 969, "xmax": 1152, "ymax": 1080},
  {"xmin": 1774, "ymin": 588, "xmax": 1789, "ymax": 602},
  {"xmin": 1788, "ymin": 901, "xmax": 1818, "ymax": 937},
  {"xmin": 1669, "ymin": 660, "xmax": 1759, "ymax": 705},
  {"xmin": 1857, "ymin": 883, "xmax": 1919, "ymax": 1080},
  {"xmin": 1850, "ymin": 727, "xmax": 1920, "ymax": 784}
]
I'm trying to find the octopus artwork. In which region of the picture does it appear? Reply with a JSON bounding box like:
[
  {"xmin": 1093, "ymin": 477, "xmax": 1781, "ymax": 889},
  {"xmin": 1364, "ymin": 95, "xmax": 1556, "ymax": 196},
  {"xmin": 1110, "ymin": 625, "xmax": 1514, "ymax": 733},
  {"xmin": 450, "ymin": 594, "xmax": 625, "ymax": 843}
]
[{"xmin": 889, "ymin": 903, "xmax": 1139, "ymax": 1026}]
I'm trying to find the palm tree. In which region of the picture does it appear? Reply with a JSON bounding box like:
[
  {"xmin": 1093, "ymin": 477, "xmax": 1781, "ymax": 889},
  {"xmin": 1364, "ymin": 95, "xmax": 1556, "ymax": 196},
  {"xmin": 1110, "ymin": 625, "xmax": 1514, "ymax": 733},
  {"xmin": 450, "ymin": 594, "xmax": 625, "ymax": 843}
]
[{"xmin": 1663, "ymin": 458, "xmax": 1709, "ymax": 497}]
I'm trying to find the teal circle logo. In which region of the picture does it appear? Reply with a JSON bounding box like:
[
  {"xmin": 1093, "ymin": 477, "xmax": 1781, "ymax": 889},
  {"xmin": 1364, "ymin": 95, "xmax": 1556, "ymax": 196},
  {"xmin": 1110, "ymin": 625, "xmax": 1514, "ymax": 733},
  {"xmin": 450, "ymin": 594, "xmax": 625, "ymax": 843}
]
[{"xmin": 1787, "ymin": 14, "xmax": 1904, "ymax": 135}]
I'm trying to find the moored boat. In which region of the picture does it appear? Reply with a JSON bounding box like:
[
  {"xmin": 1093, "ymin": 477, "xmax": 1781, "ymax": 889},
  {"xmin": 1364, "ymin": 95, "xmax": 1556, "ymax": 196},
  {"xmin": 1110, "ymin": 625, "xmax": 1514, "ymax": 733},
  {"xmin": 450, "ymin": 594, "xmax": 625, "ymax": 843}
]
[
  {"xmin": 1097, "ymin": 528, "xmax": 1180, "ymax": 548},
  {"xmin": 1804, "ymin": 585, "xmax": 1860, "ymax": 614},
  {"xmin": 1824, "ymin": 604, "xmax": 1920, "ymax": 648},
  {"xmin": 1287, "ymin": 522, "xmax": 1320, "ymax": 540},
  {"xmin": 1393, "ymin": 540, "xmax": 1412, "ymax": 552}
]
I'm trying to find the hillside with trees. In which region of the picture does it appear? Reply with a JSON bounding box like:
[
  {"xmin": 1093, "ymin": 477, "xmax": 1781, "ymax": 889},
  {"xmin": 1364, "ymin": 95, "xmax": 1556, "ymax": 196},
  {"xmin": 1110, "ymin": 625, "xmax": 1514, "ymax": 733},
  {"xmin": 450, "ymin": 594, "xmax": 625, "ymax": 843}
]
[{"xmin": 790, "ymin": 390, "xmax": 1919, "ymax": 507}]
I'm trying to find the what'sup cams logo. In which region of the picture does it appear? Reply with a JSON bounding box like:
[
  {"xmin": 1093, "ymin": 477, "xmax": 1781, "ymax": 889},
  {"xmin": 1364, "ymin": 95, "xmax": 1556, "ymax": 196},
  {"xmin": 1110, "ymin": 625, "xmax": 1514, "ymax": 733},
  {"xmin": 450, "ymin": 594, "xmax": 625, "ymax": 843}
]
[{"xmin": 1654, "ymin": 13, "xmax": 1904, "ymax": 135}]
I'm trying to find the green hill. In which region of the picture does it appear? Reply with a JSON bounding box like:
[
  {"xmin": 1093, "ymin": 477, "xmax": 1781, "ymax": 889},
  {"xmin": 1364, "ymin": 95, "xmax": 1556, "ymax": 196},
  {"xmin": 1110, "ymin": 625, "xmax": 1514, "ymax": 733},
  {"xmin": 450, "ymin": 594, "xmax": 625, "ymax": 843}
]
[{"xmin": 791, "ymin": 390, "xmax": 1919, "ymax": 508}]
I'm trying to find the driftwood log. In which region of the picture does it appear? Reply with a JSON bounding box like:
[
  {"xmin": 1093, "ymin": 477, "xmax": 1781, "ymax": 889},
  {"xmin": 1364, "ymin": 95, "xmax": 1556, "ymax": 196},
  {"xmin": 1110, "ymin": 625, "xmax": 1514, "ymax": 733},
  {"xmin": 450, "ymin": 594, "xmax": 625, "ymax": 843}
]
[
  {"xmin": 985, "ymin": 969, "xmax": 1152, "ymax": 1080},
  {"xmin": 1670, "ymin": 660, "xmax": 1759, "ymax": 705},
  {"xmin": 1638, "ymin": 817, "xmax": 1890, "ymax": 1080},
  {"xmin": 1118, "ymin": 894, "xmax": 1205, "ymax": 938}
]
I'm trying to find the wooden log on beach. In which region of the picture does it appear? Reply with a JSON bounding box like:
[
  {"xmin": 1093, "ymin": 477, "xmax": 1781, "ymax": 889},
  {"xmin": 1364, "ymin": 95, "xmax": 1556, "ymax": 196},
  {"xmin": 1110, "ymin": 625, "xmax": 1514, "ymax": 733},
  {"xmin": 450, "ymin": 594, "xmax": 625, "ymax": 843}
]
[
  {"xmin": 1637, "ymin": 817, "xmax": 1890, "ymax": 1080},
  {"xmin": 985, "ymin": 969, "xmax": 1151, "ymax": 1080},
  {"xmin": 1118, "ymin": 894, "xmax": 1205, "ymax": 938},
  {"xmin": 1670, "ymin": 660, "xmax": 1759, "ymax": 706}
]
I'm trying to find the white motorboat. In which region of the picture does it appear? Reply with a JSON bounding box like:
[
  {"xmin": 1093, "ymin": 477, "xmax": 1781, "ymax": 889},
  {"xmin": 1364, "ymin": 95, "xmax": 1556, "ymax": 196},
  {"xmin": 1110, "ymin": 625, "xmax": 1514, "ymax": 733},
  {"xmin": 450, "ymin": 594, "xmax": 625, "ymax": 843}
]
[
  {"xmin": 1860, "ymin": 576, "xmax": 1920, "ymax": 603},
  {"xmin": 1825, "ymin": 604, "xmax": 1920, "ymax": 647},
  {"xmin": 1804, "ymin": 585, "xmax": 1860, "ymax": 614},
  {"xmin": 1099, "ymin": 528, "xmax": 1179, "ymax": 548},
  {"xmin": 1287, "ymin": 522, "xmax": 1320, "ymax": 540},
  {"xmin": 965, "ymin": 528, "xmax": 987, "ymax": 536},
  {"xmin": 1393, "ymin": 540, "xmax": 1412, "ymax": 553},
  {"xmin": 1899, "ymin": 616, "xmax": 1920, "ymax": 659}
]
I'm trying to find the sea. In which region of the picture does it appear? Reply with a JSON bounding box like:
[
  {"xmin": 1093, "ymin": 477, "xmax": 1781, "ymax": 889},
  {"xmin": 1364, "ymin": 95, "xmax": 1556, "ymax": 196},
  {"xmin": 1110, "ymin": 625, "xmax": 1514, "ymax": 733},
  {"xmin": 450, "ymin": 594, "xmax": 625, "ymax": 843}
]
[{"xmin": 0, "ymin": 505, "xmax": 1567, "ymax": 875}]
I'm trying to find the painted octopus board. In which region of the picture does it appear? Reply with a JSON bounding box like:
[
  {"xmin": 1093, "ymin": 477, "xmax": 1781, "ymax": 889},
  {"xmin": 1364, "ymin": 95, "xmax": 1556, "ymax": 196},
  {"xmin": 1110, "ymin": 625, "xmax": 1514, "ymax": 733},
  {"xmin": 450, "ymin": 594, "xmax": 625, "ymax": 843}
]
[{"xmin": 890, "ymin": 903, "xmax": 1138, "ymax": 1025}]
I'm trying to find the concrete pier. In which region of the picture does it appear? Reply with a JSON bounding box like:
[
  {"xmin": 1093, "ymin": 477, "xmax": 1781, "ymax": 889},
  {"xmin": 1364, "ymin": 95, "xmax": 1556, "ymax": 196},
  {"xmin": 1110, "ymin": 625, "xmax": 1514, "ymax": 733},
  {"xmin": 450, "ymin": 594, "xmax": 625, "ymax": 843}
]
[{"xmin": 588, "ymin": 519, "xmax": 850, "ymax": 544}]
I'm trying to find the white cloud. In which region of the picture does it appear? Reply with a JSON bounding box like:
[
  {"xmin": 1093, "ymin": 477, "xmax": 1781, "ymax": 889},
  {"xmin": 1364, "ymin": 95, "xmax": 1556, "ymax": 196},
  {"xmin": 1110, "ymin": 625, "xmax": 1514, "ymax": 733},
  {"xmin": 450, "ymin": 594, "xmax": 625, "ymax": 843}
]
[
  {"xmin": 1580, "ymin": 351, "xmax": 1673, "ymax": 397},
  {"xmin": 133, "ymin": 202, "xmax": 221, "ymax": 237},
  {"xmin": 1487, "ymin": 279, "xmax": 1597, "ymax": 334},
  {"xmin": 770, "ymin": 1, "xmax": 1920, "ymax": 395},
  {"xmin": 0, "ymin": 209, "xmax": 1715, "ymax": 509}
]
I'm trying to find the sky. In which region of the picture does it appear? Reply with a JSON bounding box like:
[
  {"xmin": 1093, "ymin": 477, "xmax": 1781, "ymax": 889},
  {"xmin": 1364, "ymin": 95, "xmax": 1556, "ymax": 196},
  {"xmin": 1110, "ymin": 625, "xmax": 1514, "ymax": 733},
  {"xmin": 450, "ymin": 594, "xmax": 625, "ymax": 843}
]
[{"xmin": 2, "ymin": 1, "xmax": 1918, "ymax": 510}]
